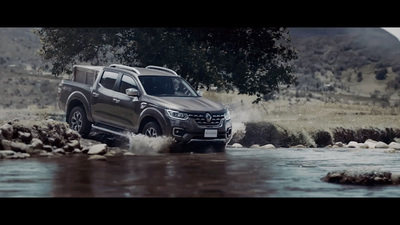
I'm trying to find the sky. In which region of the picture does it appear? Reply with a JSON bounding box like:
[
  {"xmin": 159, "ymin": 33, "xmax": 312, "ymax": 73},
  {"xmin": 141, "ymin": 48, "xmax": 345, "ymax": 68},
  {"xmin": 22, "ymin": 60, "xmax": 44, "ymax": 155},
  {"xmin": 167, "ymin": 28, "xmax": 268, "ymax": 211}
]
[{"xmin": 382, "ymin": 27, "xmax": 400, "ymax": 42}]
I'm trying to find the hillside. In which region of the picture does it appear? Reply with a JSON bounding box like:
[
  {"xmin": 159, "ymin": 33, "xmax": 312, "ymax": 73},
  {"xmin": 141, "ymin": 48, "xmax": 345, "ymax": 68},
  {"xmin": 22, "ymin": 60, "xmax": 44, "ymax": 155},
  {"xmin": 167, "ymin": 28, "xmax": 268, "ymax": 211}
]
[{"xmin": 287, "ymin": 27, "xmax": 400, "ymax": 106}]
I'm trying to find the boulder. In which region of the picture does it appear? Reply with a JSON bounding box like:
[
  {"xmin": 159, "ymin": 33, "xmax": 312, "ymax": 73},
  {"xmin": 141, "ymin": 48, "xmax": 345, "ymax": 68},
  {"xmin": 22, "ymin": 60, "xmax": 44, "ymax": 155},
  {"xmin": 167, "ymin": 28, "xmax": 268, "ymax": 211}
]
[
  {"xmin": 375, "ymin": 141, "xmax": 389, "ymax": 149},
  {"xmin": 0, "ymin": 150, "xmax": 16, "ymax": 158},
  {"xmin": 260, "ymin": 144, "xmax": 276, "ymax": 149},
  {"xmin": 231, "ymin": 143, "xmax": 243, "ymax": 148},
  {"xmin": 321, "ymin": 170, "xmax": 395, "ymax": 185},
  {"xmin": 347, "ymin": 141, "xmax": 359, "ymax": 148},
  {"xmin": 10, "ymin": 141, "xmax": 27, "ymax": 152},
  {"xmin": 365, "ymin": 139, "xmax": 377, "ymax": 149},
  {"xmin": 18, "ymin": 131, "xmax": 32, "ymax": 144},
  {"xmin": 31, "ymin": 138, "xmax": 43, "ymax": 149},
  {"xmin": 389, "ymin": 142, "xmax": 400, "ymax": 150},
  {"xmin": 87, "ymin": 144, "xmax": 107, "ymax": 155},
  {"xmin": 0, "ymin": 123, "xmax": 13, "ymax": 140}
]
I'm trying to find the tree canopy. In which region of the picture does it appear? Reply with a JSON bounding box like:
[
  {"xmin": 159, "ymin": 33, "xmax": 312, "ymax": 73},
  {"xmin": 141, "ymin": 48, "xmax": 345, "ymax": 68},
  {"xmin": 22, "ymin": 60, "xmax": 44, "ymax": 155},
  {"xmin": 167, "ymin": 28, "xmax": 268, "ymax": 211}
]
[{"xmin": 35, "ymin": 27, "xmax": 298, "ymax": 103}]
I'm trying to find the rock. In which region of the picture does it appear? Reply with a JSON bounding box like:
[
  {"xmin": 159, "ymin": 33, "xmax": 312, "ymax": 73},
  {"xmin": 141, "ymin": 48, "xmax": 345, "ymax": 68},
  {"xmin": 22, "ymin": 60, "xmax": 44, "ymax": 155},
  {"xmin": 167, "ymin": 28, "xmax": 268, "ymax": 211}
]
[
  {"xmin": 375, "ymin": 141, "xmax": 389, "ymax": 149},
  {"xmin": 347, "ymin": 141, "xmax": 359, "ymax": 148},
  {"xmin": 72, "ymin": 148, "xmax": 81, "ymax": 154},
  {"xmin": 6, "ymin": 152, "xmax": 30, "ymax": 159},
  {"xmin": 87, "ymin": 144, "xmax": 107, "ymax": 155},
  {"xmin": 38, "ymin": 152, "xmax": 54, "ymax": 157},
  {"xmin": 53, "ymin": 148, "xmax": 65, "ymax": 155},
  {"xmin": 31, "ymin": 138, "xmax": 43, "ymax": 149},
  {"xmin": 1, "ymin": 139, "xmax": 11, "ymax": 150},
  {"xmin": 0, "ymin": 150, "xmax": 16, "ymax": 158},
  {"xmin": 10, "ymin": 141, "xmax": 27, "ymax": 152},
  {"xmin": 358, "ymin": 143, "xmax": 369, "ymax": 149},
  {"xmin": 260, "ymin": 144, "xmax": 276, "ymax": 149},
  {"xmin": 42, "ymin": 145, "xmax": 53, "ymax": 152},
  {"xmin": 18, "ymin": 131, "xmax": 32, "ymax": 144},
  {"xmin": 63, "ymin": 140, "xmax": 81, "ymax": 152},
  {"xmin": 123, "ymin": 152, "xmax": 136, "ymax": 156},
  {"xmin": 389, "ymin": 142, "xmax": 400, "ymax": 150},
  {"xmin": 88, "ymin": 155, "xmax": 107, "ymax": 161},
  {"xmin": 250, "ymin": 144, "xmax": 260, "ymax": 148},
  {"xmin": 0, "ymin": 123, "xmax": 13, "ymax": 140},
  {"xmin": 291, "ymin": 144, "xmax": 306, "ymax": 148},
  {"xmin": 231, "ymin": 143, "xmax": 243, "ymax": 148},
  {"xmin": 67, "ymin": 140, "xmax": 80, "ymax": 149},
  {"xmin": 365, "ymin": 139, "xmax": 377, "ymax": 149},
  {"xmin": 334, "ymin": 142, "xmax": 344, "ymax": 147},
  {"xmin": 321, "ymin": 170, "xmax": 394, "ymax": 185},
  {"xmin": 391, "ymin": 173, "xmax": 400, "ymax": 184}
]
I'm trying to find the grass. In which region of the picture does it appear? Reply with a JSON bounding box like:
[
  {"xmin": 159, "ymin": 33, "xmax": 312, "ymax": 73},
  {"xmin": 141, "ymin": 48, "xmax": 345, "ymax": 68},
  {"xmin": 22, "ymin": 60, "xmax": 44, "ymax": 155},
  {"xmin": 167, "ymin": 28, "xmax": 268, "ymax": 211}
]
[{"xmin": 203, "ymin": 90, "xmax": 400, "ymax": 147}]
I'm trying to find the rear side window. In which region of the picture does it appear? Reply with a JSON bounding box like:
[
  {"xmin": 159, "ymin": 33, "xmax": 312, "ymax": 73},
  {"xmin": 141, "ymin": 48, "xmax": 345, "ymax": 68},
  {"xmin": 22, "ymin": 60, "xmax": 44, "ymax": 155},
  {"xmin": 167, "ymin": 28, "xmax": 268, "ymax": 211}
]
[{"xmin": 99, "ymin": 71, "xmax": 118, "ymax": 90}]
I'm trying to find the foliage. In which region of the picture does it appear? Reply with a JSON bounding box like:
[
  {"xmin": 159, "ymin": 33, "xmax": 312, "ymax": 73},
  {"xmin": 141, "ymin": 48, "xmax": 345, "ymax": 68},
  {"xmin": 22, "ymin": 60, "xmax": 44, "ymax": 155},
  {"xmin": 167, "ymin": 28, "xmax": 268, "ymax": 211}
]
[
  {"xmin": 375, "ymin": 67, "xmax": 388, "ymax": 80},
  {"xmin": 34, "ymin": 27, "xmax": 298, "ymax": 103}
]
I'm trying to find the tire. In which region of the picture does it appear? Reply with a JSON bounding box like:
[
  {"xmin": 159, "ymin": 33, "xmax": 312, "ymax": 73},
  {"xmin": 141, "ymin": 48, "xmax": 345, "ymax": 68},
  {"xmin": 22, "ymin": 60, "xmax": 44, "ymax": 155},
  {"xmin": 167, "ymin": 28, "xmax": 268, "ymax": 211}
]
[
  {"xmin": 68, "ymin": 106, "xmax": 92, "ymax": 137},
  {"xmin": 142, "ymin": 121, "xmax": 162, "ymax": 137}
]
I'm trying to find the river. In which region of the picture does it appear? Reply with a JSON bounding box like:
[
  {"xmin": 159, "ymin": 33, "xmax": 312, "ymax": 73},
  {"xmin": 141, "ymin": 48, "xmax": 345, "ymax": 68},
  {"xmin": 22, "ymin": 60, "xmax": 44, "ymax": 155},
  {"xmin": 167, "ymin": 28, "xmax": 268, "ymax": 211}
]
[{"xmin": 1, "ymin": 147, "xmax": 400, "ymax": 197}]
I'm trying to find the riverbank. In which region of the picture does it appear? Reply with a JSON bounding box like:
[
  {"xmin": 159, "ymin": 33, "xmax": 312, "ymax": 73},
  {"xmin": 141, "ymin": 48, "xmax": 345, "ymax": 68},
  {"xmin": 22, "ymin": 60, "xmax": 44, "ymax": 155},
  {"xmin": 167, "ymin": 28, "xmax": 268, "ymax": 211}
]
[
  {"xmin": 1, "ymin": 90, "xmax": 400, "ymax": 156},
  {"xmin": 203, "ymin": 91, "xmax": 400, "ymax": 148}
]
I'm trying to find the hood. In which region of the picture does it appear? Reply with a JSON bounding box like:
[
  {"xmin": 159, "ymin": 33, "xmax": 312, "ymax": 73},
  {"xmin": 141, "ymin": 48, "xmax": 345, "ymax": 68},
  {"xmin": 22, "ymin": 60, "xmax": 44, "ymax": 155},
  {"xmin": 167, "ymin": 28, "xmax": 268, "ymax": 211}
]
[{"xmin": 144, "ymin": 96, "xmax": 226, "ymax": 113}]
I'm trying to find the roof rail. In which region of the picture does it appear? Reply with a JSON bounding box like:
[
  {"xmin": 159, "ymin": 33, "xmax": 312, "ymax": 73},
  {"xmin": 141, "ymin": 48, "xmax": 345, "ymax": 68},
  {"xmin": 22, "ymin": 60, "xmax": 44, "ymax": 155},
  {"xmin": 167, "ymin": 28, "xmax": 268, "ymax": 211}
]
[
  {"xmin": 109, "ymin": 64, "xmax": 141, "ymax": 75},
  {"xmin": 146, "ymin": 65, "xmax": 178, "ymax": 76}
]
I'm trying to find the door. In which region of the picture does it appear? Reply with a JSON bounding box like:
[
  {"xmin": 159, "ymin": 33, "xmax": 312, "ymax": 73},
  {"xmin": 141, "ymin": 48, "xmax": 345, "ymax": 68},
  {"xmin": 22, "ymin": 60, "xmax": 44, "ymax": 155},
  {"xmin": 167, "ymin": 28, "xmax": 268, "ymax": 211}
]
[
  {"xmin": 111, "ymin": 74, "xmax": 142, "ymax": 131},
  {"xmin": 91, "ymin": 70, "xmax": 120, "ymax": 126}
]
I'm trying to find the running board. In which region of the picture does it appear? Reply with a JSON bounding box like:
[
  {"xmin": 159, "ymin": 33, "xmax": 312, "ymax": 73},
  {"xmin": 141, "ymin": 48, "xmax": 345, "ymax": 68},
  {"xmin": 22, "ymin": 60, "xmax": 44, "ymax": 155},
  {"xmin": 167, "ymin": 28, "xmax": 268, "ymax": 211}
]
[{"xmin": 91, "ymin": 124, "xmax": 128, "ymax": 137}]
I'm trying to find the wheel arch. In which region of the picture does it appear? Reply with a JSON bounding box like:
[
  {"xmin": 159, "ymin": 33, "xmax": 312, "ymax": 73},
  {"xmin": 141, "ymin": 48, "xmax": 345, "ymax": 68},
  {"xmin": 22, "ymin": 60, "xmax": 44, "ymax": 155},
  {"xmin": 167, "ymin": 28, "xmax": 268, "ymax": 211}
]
[
  {"xmin": 138, "ymin": 107, "xmax": 168, "ymax": 135},
  {"xmin": 65, "ymin": 92, "xmax": 93, "ymax": 123},
  {"xmin": 138, "ymin": 116, "xmax": 163, "ymax": 135}
]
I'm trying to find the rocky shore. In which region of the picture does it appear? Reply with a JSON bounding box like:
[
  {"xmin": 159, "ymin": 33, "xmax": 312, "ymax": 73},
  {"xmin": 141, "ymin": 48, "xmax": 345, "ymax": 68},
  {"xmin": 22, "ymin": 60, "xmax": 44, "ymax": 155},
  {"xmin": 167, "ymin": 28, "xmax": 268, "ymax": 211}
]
[
  {"xmin": 0, "ymin": 119, "xmax": 134, "ymax": 160},
  {"xmin": 229, "ymin": 121, "xmax": 400, "ymax": 151}
]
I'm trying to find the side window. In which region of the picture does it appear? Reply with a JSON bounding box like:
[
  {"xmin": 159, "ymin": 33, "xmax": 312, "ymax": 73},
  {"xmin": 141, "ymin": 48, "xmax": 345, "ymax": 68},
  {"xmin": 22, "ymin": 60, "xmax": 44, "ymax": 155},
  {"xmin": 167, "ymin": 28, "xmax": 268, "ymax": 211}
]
[
  {"xmin": 119, "ymin": 75, "xmax": 138, "ymax": 94},
  {"xmin": 99, "ymin": 71, "xmax": 118, "ymax": 90}
]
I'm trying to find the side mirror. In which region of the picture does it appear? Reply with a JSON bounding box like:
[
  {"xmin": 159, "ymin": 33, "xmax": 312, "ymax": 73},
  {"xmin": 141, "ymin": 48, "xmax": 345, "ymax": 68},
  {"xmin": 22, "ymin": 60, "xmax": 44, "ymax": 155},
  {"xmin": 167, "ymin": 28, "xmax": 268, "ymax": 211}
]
[{"xmin": 126, "ymin": 88, "xmax": 140, "ymax": 97}]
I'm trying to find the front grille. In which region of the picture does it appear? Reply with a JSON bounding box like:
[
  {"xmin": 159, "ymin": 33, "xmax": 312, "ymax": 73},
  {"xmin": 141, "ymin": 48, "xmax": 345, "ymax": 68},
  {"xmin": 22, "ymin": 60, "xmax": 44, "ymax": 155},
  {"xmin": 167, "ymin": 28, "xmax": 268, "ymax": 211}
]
[{"xmin": 188, "ymin": 113, "xmax": 224, "ymax": 126}]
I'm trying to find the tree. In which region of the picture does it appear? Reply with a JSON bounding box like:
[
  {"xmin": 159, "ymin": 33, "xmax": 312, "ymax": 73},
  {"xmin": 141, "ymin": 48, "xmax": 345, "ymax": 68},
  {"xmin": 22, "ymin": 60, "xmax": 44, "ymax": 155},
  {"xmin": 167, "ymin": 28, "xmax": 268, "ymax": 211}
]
[{"xmin": 34, "ymin": 27, "xmax": 298, "ymax": 103}]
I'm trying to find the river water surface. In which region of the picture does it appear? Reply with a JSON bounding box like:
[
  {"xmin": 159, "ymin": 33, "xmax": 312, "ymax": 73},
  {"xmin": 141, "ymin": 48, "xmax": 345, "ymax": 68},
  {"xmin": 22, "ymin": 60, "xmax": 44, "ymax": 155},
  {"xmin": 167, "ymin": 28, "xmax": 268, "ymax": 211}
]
[{"xmin": 1, "ymin": 147, "xmax": 400, "ymax": 197}]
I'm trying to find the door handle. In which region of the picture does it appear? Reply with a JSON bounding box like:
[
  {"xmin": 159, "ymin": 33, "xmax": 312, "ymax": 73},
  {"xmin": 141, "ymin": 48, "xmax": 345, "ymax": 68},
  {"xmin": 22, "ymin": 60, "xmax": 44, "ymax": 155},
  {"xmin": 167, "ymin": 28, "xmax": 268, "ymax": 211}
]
[
  {"xmin": 92, "ymin": 92, "xmax": 99, "ymax": 98},
  {"xmin": 113, "ymin": 98, "xmax": 120, "ymax": 103}
]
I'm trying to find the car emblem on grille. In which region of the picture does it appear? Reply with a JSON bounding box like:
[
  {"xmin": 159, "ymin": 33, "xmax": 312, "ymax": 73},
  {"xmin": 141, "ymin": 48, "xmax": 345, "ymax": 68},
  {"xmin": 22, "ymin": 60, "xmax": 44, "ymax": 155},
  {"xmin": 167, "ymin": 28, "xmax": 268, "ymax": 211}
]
[{"xmin": 205, "ymin": 113, "xmax": 212, "ymax": 123}]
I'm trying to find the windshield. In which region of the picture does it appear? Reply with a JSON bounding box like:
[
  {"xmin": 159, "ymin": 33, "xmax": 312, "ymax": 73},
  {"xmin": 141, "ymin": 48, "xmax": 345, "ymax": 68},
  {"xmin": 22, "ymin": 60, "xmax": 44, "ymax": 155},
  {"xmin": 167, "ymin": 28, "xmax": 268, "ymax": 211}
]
[{"xmin": 139, "ymin": 76, "xmax": 199, "ymax": 97}]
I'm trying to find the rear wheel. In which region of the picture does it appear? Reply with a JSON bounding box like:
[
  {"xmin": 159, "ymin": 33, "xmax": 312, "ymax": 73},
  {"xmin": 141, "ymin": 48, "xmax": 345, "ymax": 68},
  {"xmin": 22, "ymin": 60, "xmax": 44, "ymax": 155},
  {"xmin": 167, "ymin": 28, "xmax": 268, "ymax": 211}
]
[
  {"xmin": 142, "ymin": 121, "xmax": 162, "ymax": 137},
  {"xmin": 69, "ymin": 106, "xmax": 92, "ymax": 137}
]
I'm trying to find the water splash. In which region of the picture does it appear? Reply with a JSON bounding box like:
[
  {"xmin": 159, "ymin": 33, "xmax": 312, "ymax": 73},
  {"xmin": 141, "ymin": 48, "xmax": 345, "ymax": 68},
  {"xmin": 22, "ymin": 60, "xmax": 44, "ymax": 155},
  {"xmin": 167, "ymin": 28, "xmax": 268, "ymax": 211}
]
[{"xmin": 126, "ymin": 132, "xmax": 175, "ymax": 155}]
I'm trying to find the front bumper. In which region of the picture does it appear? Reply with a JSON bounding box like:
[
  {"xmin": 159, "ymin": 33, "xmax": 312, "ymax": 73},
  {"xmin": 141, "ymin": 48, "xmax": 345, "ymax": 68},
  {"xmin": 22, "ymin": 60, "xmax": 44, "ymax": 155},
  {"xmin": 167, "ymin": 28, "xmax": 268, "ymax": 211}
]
[{"xmin": 166, "ymin": 116, "xmax": 233, "ymax": 145}]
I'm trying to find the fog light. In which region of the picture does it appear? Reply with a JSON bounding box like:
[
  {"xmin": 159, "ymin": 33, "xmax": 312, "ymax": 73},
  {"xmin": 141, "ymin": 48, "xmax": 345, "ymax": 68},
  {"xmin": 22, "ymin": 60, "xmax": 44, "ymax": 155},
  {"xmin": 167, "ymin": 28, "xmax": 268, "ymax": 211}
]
[
  {"xmin": 227, "ymin": 127, "xmax": 232, "ymax": 138},
  {"xmin": 173, "ymin": 127, "xmax": 185, "ymax": 137}
]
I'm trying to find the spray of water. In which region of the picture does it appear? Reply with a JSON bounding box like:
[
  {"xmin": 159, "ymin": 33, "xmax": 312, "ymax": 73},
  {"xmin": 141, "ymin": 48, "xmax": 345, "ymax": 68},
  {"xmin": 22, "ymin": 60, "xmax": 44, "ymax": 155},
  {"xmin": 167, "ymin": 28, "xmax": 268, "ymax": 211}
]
[{"xmin": 126, "ymin": 132, "xmax": 175, "ymax": 155}]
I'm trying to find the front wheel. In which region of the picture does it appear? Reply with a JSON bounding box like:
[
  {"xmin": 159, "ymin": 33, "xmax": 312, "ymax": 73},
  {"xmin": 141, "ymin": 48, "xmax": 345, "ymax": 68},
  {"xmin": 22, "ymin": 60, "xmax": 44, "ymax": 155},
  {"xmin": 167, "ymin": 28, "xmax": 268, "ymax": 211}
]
[
  {"xmin": 142, "ymin": 121, "xmax": 162, "ymax": 137},
  {"xmin": 68, "ymin": 106, "xmax": 92, "ymax": 137}
]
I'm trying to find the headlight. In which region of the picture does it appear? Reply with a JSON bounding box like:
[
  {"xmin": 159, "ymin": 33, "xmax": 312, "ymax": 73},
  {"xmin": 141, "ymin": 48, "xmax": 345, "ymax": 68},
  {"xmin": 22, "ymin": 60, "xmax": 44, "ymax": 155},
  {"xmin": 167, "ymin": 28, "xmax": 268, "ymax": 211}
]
[
  {"xmin": 224, "ymin": 109, "xmax": 231, "ymax": 121},
  {"xmin": 166, "ymin": 109, "xmax": 189, "ymax": 120}
]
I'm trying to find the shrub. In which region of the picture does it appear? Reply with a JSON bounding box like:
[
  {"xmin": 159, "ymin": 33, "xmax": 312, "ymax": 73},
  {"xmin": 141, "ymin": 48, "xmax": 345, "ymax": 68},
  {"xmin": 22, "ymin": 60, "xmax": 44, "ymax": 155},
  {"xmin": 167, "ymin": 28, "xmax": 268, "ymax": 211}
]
[{"xmin": 375, "ymin": 67, "xmax": 388, "ymax": 80}]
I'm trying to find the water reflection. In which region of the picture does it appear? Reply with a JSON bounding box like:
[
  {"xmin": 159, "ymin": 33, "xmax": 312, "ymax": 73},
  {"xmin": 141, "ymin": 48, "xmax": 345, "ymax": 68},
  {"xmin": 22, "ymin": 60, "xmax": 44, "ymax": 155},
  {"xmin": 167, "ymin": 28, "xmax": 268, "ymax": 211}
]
[
  {"xmin": 2, "ymin": 148, "xmax": 400, "ymax": 197},
  {"xmin": 0, "ymin": 159, "xmax": 57, "ymax": 197}
]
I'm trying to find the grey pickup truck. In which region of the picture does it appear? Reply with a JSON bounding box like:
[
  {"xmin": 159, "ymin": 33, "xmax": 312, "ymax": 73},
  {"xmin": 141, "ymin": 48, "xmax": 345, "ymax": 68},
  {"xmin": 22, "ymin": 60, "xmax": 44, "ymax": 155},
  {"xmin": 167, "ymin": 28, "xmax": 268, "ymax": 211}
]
[{"xmin": 58, "ymin": 64, "xmax": 232, "ymax": 152}]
